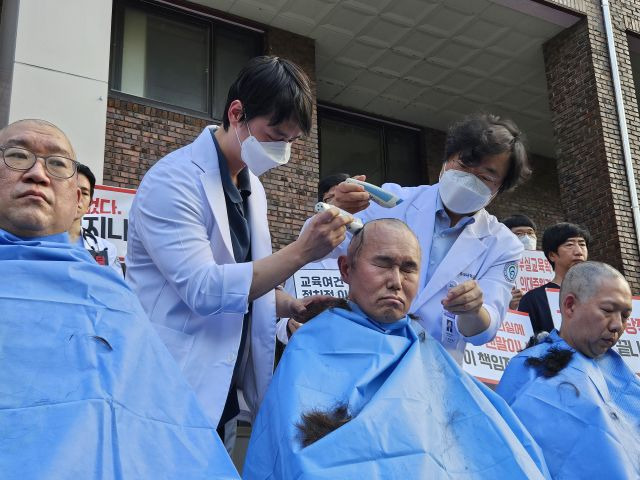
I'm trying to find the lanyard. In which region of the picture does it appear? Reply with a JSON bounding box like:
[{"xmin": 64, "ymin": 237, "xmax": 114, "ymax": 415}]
[
  {"xmin": 81, "ymin": 228, "xmax": 100, "ymax": 251},
  {"xmin": 82, "ymin": 229, "xmax": 109, "ymax": 267},
  {"xmin": 441, "ymin": 280, "xmax": 458, "ymax": 346}
]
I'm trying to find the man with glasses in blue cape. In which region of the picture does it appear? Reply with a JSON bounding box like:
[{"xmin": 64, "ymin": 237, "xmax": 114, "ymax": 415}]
[
  {"xmin": 497, "ymin": 261, "xmax": 640, "ymax": 479},
  {"xmin": 0, "ymin": 119, "xmax": 238, "ymax": 479},
  {"xmin": 243, "ymin": 218, "xmax": 550, "ymax": 479}
]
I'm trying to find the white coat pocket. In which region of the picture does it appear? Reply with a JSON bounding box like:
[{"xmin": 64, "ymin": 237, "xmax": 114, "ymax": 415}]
[{"xmin": 152, "ymin": 323, "xmax": 195, "ymax": 371}]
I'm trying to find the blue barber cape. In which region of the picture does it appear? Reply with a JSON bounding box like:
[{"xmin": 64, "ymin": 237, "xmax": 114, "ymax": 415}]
[
  {"xmin": 243, "ymin": 305, "xmax": 549, "ymax": 479},
  {"xmin": 497, "ymin": 330, "xmax": 640, "ymax": 479},
  {"xmin": 0, "ymin": 229, "xmax": 239, "ymax": 479}
]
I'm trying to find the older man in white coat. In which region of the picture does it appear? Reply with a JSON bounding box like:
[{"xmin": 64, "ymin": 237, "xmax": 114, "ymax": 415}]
[
  {"xmin": 126, "ymin": 57, "xmax": 350, "ymax": 443},
  {"xmin": 332, "ymin": 113, "xmax": 529, "ymax": 364}
]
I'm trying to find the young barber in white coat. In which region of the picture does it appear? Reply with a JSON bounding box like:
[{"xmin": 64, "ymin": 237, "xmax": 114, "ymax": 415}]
[
  {"xmin": 331, "ymin": 114, "xmax": 529, "ymax": 364},
  {"xmin": 126, "ymin": 57, "xmax": 350, "ymax": 431}
]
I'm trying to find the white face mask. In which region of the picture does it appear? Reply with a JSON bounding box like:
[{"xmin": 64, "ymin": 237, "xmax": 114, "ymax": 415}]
[
  {"xmin": 438, "ymin": 168, "xmax": 495, "ymax": 214},
  {"xmin": 518, "ymin": 234, "xmax": 537, "ymax": 251},
  {"xmin": 235, "ymin": 123, "xmax": 291, "ymax": 176}
]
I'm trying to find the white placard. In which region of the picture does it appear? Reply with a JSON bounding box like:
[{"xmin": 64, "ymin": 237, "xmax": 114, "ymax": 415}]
[
  {"xmin": 515, "ymin": 250, "xmax": 555, "ymax": 293},
  {"xmin": 545, "ymin": 288, "xmax": 562, "ymax": 330},
  {"xmin": 463, "ymin": 310, "xmax": 534, "ymax": 384},
  {"xmin": 614, "ymin": 302, "xmax": 640, "ymax": 377},
  {"xmin": 81, "ymin": 184, "xmax": 136, "ymax": 260},
  {"xmin": 293, "ymin": 269, "xmax": 348, "ymax": 299}
]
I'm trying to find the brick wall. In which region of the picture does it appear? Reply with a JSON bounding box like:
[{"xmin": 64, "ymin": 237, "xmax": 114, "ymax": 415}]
[
  {"xmin": 262, "ymin": 28, "xmax": 318, "ymax": 251},
  {"xmin": 606, "ymin": 0, "xmax": 640, "ymax": 291},
  {"xmin": 542, "ymin": 1, "xmax": 640, "ymax": 291},
  {"xmin": 488, "ymin": 153, "xmax": 565, "ymax": 241},
  {"xmin": 103, "ymin": 99, "xmax": 209, "ymax": 188},
  {"xmin": 103, "ymin": 23, "xmax": 318, "ymax": 252}
]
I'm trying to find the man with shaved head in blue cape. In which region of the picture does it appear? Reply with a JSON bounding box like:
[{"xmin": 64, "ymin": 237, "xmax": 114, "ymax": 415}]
[
  {"xmin": 0, "ymin": 119, "xmax": 238, "ymax": 479},
  {"xmin": 497, "ymin": 261, "xmax": 640, "ymax": 479},
  {"xmin": 243, "ymin": 218, "xmax": 549, "ymax": 479}
]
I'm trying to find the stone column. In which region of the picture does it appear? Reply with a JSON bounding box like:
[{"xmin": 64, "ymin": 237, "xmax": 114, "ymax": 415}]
[{"xmin": 2, "ymin": 0, "xmax": 113, "ymax": 181}]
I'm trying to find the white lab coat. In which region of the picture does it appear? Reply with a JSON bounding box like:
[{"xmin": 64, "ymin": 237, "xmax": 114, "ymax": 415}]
[
  {"xmin": 333, "ymin": 182, "xmax": 523, "ymax": 364},
  {"xmin": 126, "ymin": 126, "xmax": 275, "ymax": 426},
  {"xmin": 275, "ymin": 257, "xmax": 338, "ymax": 344}
]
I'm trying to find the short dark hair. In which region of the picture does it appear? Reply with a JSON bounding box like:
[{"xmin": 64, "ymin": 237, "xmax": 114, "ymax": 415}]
[
  {"xmin": 318, "ymin": 173, "xmax": 350, "ymax": 202},
  {"xmin": 502, "ymin": 214, "xmax": 537, "ymax": 232},
  {"xmin": 444, "ymin": 113, "xmax": 530, "ymax": 193},
  {"xmin": 221, "ymin": 56, "xmax": 313, "ymax": 135},
  {"xmin": 76, "ymin": 163, "xmax": 96, "ymax": 199},
  {"xmin": 296, "ymin": 404, "xmax": 352, "ymax": 447},
  {"xmin": 542, "ymin": 222, "xmax": 591, "ymax": 269}
]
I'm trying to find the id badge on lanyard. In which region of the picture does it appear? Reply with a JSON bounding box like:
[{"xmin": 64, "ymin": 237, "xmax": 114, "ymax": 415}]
[
  {"xmin": 441, "ymin": 280, "xmax": 458, "ymax": 346},
  {"xmin": 88, "ymin": 248, "xmax": 109, "ymax": 266},
  {"xmin": 82, "ymin": 229, "xmax": 109, "ymax": 267}
]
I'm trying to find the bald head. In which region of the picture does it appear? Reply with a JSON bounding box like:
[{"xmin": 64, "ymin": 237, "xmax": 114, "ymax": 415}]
[
  {"xmin": 346, "ymin": 218, "xmax": 420, "ymax": 265},
  {"xmin": 0, "ymin": 119, "xmax": 75, "ymax": 159},
  {"xmin": 0, "ymin": 119, "xmax": 80, "ymax": 238},
  {"xmin": 1, "ymin": 119, "xmax": 64, "ymax": 134},
  {"xmin": 559, "ymin": 261, "xmax": 632, "ymax": 358},
  {"xmin": 560, "ymin": 261, "xmax": 627, "ymax": 305},
  {"xmin": 339, "ymin": 219, "xmax": 421, "ymax": 323}
]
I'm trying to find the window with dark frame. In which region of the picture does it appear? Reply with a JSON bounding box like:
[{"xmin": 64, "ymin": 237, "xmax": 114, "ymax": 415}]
[
  {"xmin": 319, "ymin": 106, "xmax": 425, "ymax": 187},
  {"xmin": 109, "ymin": 0, "xmax": 263, "ymax": 119}
]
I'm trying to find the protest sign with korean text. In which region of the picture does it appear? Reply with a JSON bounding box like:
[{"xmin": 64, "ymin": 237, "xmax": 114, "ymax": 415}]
[
  {"xmin": 463, "ymin": 310, "xmax": 534, "ymax": 384},
  {"xmin": 515, "ymin": 250, "xmax": 554, "ymax": 293},
  {"xmin": 81, "ymin": 185, "xmax": 136, "ymax": 260},
  {"xmin": 293, "ymin": 269, "xmax": 349, "ymax": 299}
]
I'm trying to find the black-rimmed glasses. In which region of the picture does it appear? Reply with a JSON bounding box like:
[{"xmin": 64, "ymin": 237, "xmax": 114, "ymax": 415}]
[{"xmin": 0, "ymin": 146, "xmax": 78, "ymax": 179}]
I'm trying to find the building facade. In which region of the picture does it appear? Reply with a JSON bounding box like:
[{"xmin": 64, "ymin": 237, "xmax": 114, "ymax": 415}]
[{"xmin": 1, "ymin": 0, "xmax": 640, "ymax": 290}]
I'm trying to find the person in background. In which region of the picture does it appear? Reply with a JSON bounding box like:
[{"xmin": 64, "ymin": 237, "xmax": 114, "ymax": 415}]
[
  {"xmin": 497, "ymin": 261, "xmax": 638, "ymax": 479},
  {"xmin": 518, "ymin": 222, "xmax": 590, "ymax": 334},
  {"xmin": 329, "ymin": 113, "xmax": 530, "ymax": 364},
  {"xmin": 68, "ymin": 163, "xmax": 123, "ymax": 277},
  {"xmin": 0, "ymin": 119, "xmax": 239, "ymax": 479},
  {"xmin": 125, "ymin": 56, "xmax": 351, "ymax": 446},
  {"xmin": 502, "ymin": 214, "xmax": 537, "ymax": 309},
  {"xmin": 276, "ymin": 172, "xmax": 350, "ymax": 343},
  {"xmin": 503, "ymin": 214, "xmax": 537, "ymax": 250}
]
